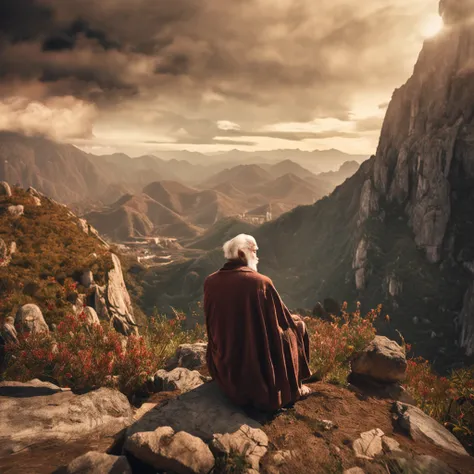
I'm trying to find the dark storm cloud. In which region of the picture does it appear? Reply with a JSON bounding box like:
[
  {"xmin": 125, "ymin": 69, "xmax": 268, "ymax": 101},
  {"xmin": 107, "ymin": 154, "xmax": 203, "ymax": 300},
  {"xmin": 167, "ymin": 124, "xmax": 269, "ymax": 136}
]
[{"xmin": 0, "ymin": 0, "xmax": 436, "ymax": 144}]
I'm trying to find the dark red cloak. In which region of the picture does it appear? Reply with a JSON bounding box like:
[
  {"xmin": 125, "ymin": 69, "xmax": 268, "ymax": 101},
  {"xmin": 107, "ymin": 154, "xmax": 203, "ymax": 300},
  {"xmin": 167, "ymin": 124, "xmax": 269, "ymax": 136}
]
[{"xmin": 204, "ymin": 260, "xmax": 311, "ymax": 411}]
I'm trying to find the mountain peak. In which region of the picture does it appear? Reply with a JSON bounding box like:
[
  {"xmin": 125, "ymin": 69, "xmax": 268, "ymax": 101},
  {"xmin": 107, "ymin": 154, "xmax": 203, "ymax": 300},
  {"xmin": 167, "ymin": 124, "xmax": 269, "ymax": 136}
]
[{"xmin": 440, "ymin": 0, "xmax": 474, "ymax": 24}]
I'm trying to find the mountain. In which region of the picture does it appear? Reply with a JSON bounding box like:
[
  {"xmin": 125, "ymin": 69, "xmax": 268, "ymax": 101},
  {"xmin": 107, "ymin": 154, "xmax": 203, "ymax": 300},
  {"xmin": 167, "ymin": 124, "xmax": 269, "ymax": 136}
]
[
  {"xmin": 246, "ymin": 202, "xmax": 294, "ymax": 219},
  {"xmin": 257, "ymin": 173, "xmax": 329, "ymax": 205},
  {"xmin": 0, "ymin": 132, "xmax": 108, "ymax": 204},
  {"xmin": 156, "ymin": 149, "xmax": 367, "ymax": 173},
  {"xmin": 143, "ymin": 181, "xmax": 243, "ymax": 226},
  {"xmin": 201, "ymin": 164, "xmax": 273, "ymax": 190},
  {"xmin": 85, "ymin": 193, "xmax": 202, "ymax": 241},
  {"xmin": 140, "ymin": 0, "xmax": 474, "ymax": 369},
  {"xmin": 263, "ymin": 160, "xmax": 316, "ymax": 180},
  {"xmin": 312, "ymin": 161, "xmax": 361, "ymax": 188}
]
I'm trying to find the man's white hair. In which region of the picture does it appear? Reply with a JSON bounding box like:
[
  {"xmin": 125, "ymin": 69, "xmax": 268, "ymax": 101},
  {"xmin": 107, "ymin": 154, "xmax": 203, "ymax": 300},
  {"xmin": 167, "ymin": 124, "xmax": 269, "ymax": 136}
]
[{"xmin": 223, "ymin": 234, "xmax": 258, "ymax": 259}]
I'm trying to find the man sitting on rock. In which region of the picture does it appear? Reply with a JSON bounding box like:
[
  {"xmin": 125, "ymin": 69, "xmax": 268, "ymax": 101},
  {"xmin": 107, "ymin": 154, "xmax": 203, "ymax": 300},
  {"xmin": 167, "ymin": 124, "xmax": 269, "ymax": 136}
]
[{"xmin": 204, "ymin": 234, "xmax": 311, "ymax": 411}]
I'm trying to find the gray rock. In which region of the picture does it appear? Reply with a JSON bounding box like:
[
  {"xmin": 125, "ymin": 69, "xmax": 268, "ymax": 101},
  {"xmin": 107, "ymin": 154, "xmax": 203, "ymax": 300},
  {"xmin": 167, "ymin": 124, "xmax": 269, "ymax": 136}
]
[
  {"xmin": 15, "ymin": 303, "xmax": 49, "ymax": 334},
  {"xmin": 382, "ymin": 436, "xmax": 402, "ymax": 453},
  {"xmin": 27, "ymin": 187, "xmax": 42, "ymax": 198},
  {"xmin": 0, "ymin": 379, "xmax": 71, "ymax": 396},
  {"xmin": 459, "ymin": 281, "xmax": 474, "ymax": 356},
  {"xmin": 211, "ymin": 424, "xmax": 268, "ymax": 471},
  {"xmin": 81, "ymin": 270, "xmax": 94, "ymax": 288},
  {"xmin": 32, "ymin": 196, "xmax": 41, "ymax": 206},
  {"xmin": 78, "ymin": 218, "xmax": 89, "ymax": 234},
  {"xmin": 152, "ymin": 368, "xmax": 208, "ymax": 393},
  {"xmin": 351, "ymin": 336, "xmax": 407, "ymax": 383},
  {"xmin": 127, "ymin": 381, "xmax": 263, "ymax": 442},
  {"xmin": 359, "ymin": 179, "xmax": 379, "ymax": 223},
  {"xmin": 352, "ymin": 428, "xmax": 384, "ymax": 460},
  {"xmin": 0, "ymin": 181, "xmax": 12, "ymax": 197},
  {"xmin": 393, "ymin": 402, "xmax": 469, "ymax": 456},
  {"xmin": 387, "ymin": 454, "xmax": 456, "ymax": 474},
  {"xmin": 270, "ymin": 450, "xmax": 293, "ymax": 467},
  {"xmin": 353, "ymin": 238, "xmax": 369, "ymax": 290},
  {"xmin": 0, "ymin": 382, "xmax": 132, "ymax": 456},
  {"xmin": 387, "ymin": 276, "xmax": 402, "ymax": 297},
  {"xmin": 9, "ymin": 241, "xmax": 16, "ymax": 255},
  {"xmin": 1, "ymin": 316, "xmax": 18, "ymax": 344},
  {"xmin": 124, "ymin": 426, "xmax": 215, "ymax": 474},
  {"xmin": 106, "ymin": 254, "xmax": 138, "ymax": 336},
  {"xmin": 64, "ymin": 451, "xmax": 132, "ymax": 474},
  {"xmin": 167, "ymin": 343, "xmax": 208, "ymax": 370},
  {"xmin": 82, "ymin": 306, "xmax": 101, "ymax": 326},
  {"xmin": 7, "ymin": 205, "xmax": 24, "ymax": 217},
  {"xmin": 343, "ymin": 468, "xmax": 365, "ymax": 474}
]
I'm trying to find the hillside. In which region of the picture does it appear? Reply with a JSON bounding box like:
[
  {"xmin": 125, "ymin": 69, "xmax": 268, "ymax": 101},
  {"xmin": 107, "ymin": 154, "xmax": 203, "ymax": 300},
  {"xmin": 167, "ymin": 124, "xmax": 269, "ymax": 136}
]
[
  {"xmin": 263, "ymin": 160, "xmax": 316, "ymax": 180},
  {"xmin": 138, "ymin": 0, "xmax": 474, "ymax": 370},
  {"xmin": 0, "ymin": 184, "xmax": 142, "ymax": 334}
]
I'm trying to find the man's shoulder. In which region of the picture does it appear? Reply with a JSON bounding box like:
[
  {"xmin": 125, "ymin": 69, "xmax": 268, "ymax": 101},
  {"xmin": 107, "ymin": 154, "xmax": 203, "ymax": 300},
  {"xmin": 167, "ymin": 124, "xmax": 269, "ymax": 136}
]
[{"xmin": 205, "ymin": 268, "xmax": 273, "ymax": 286}]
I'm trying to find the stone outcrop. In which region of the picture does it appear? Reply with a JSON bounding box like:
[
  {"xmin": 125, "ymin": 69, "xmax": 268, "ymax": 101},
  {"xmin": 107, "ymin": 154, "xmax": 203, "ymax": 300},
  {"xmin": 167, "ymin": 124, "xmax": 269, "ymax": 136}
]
[
  {"xmin": 93, "ymin": 254, "xmax": 138, "ymax": 336},
  {"xmin": 15, "ymin": 304, "xmax": 49, "ymax": 334},
  {"xmin": 0, "ymin": 181, "xmax": 12, "ymax": 197},
  {"xmin": 351, "ymin": 336, "xmax": 407, "ymax": 383},
  {"xmin": 393, "ymin": 402, "xmax": 469, "ymax": 457},
  {"xmin": 151, "ymin": 368, "xmax": 208, "ymax": 393},
  {"xmin": 0, "ymin": 380, "xmax": 133, "ymax": 456},
  {"xmin": 64, "ymin": 451, "xmax": 132, "ymax": 474},
  {"xmin": 352, "ymin": 238, "xmax": 369, "ymax": 290},
  {"xmin": 127, "ymin": 382, "xmax": 265, "ymax": 442},
  {"xmin": 166, "ymin": 343, "xmax": 208, "ymax": 370},
  {"xmin": 124, "ymin": 426, "xmax": 215, "ymax": 474}
]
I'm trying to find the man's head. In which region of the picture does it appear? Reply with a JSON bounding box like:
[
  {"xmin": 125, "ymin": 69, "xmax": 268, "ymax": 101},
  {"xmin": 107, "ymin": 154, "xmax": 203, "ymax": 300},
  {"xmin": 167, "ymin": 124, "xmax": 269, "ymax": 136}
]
[{"xmin": 223, "ymin": 234, "xmax": 259, "ymax": 271}]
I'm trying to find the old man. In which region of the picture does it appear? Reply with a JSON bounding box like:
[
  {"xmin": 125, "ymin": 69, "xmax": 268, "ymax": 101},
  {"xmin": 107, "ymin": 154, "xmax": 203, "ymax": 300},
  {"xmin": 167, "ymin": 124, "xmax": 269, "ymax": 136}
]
[{"xmin": 204, "ymin": 234, "xmax": 311, "ymax": 411}]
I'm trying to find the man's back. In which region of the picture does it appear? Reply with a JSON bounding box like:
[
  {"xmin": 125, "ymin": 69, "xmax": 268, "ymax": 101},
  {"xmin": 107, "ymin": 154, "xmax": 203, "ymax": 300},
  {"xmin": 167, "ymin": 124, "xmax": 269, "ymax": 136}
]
[{"xmin": 204, "ymin": 260, "xmax": 311, "ymax": 411}]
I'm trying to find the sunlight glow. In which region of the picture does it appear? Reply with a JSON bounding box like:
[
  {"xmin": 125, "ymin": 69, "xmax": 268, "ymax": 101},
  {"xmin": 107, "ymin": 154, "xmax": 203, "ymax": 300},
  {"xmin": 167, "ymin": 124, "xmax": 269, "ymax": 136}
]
[{"xmin": 420, "ymin": 14, "xmax": 444, "ymax": 38}]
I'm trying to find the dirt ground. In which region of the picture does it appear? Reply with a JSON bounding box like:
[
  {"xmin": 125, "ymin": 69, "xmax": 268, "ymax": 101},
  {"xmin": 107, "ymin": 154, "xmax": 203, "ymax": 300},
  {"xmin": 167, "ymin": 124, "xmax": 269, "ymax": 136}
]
[
  {"xmin": 1, "ymin": 382, "xmax": 473, "ymax": 474},
  {"xmin": 259, "ymin": 382, "xmax": 474, "ymax": 474}
]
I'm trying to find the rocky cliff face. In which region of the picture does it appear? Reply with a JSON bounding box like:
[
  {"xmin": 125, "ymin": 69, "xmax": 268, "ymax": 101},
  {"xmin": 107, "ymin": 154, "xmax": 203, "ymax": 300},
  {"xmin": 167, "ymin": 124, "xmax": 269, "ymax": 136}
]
[{"xmin": 355, "ymin": 0, "xmax": 474, "ymax": 355}]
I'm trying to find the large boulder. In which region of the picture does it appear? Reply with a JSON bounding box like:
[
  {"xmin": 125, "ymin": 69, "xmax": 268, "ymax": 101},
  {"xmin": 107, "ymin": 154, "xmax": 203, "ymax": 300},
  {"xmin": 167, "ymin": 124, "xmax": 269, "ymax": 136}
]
[
  {"xmin": 64, "ymin": 451, "xmax": 132, "ymax": 474},
  {"xmin": 393, "ymin": 402, "xmax": 469, "ymax": 457},
  {"xmin": 124, "ymin": 426, "xmax": 215, "ymax": 474},
  {"xmin": 127, "ymin": 382, "xmax": 264, "ymax": 442},
  {"xmin": 166, "ymin": 343, "xmax": 208, "ymax": 370},
  {"xmin": 351, "ymin": 336, "xmax": 407, "ymax": 383},
  {"xmin": 152, "ymin": 368, "xmax": 208, "ymax": 393},
  {"xmin": 15, "ymin": 304, "xmax": 49, "ymax": 334},
  {"xmin": 0, "ymin": 181, "xmax": 12, "ymax": 197},
  {"xmin": 0, "ymin": 381, "xmax": 133, "ymax": 456}
]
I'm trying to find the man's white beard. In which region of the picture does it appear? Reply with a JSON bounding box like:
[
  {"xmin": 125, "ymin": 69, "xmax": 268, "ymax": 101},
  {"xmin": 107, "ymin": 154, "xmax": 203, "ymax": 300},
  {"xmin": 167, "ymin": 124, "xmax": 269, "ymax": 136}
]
[{"xmin": 243, "ymin": 249, "xmax": 259, "ymax": 272}]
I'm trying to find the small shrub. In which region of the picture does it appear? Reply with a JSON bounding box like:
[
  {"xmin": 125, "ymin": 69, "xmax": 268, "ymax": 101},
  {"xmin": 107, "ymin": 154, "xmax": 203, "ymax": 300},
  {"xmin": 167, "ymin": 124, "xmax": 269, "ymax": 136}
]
[
  {"xmin": 306, "ymin": 302, "xmax": 379, "ymax": 381},
  {"xmin": 2, "ymin": 311, "xmax": 206, "ymax": 398},
  {"xmin": 404, "ymin": 358, "xmax": 474, "ymax": 453}
]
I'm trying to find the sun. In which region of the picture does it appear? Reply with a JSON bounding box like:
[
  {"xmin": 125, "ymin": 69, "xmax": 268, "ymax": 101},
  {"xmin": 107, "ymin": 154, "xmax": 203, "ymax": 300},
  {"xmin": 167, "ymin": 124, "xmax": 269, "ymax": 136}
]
[{"xmin": 420, "ymin": 14, "xmax": 444, "ymax": 38}]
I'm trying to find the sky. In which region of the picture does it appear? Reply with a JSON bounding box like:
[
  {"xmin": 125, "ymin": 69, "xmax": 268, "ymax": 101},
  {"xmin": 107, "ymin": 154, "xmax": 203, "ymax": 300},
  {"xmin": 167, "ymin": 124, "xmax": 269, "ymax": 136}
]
[{"xmin": 0, "ymin": 0, "xmax": 443, "ymax": 156}]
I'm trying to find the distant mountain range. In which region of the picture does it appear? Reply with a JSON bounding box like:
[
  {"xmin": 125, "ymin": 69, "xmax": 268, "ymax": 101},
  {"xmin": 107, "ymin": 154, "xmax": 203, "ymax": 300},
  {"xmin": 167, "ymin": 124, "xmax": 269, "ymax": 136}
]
[{"xmin": 0, "ymin": 132, "xmax": 365, "ymax": 206}]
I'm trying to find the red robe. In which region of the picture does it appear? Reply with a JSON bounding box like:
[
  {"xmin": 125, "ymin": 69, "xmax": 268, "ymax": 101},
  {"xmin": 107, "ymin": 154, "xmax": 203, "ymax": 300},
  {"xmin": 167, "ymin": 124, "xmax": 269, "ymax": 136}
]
[{"xmin": 204, "ymin": 260, "xmax": 311, "ymax": 411}]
